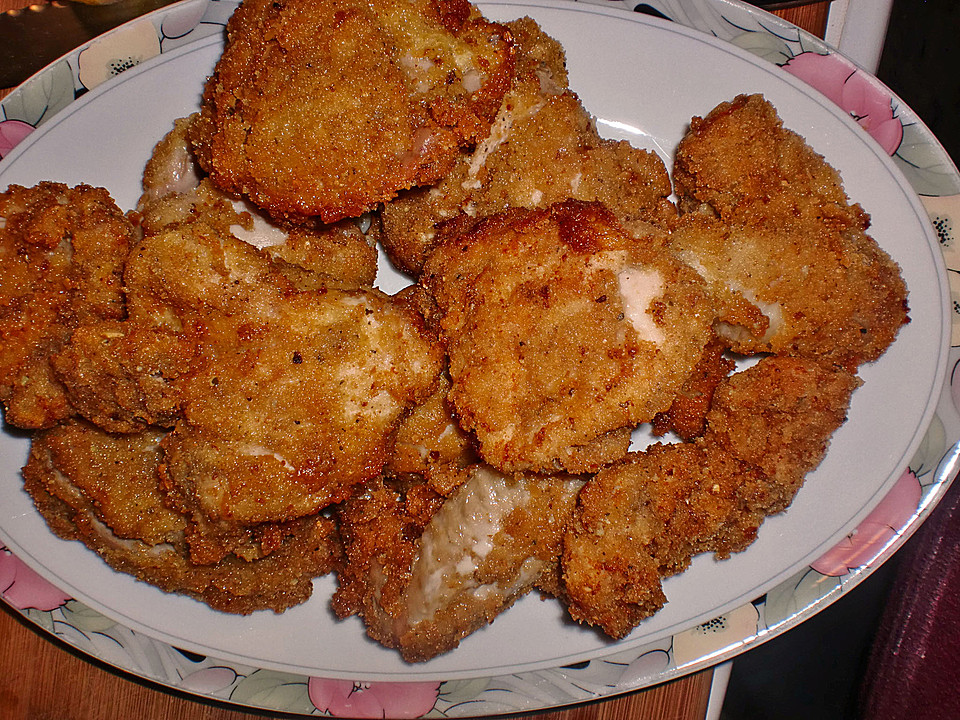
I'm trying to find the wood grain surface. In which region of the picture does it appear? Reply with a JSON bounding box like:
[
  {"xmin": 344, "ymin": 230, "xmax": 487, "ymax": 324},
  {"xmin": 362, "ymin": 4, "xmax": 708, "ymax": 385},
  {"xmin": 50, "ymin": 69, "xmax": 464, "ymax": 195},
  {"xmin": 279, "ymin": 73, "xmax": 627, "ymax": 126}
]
[{"xmin": 0, "ymin": 604, "xmax": 715, "ymax": 720}]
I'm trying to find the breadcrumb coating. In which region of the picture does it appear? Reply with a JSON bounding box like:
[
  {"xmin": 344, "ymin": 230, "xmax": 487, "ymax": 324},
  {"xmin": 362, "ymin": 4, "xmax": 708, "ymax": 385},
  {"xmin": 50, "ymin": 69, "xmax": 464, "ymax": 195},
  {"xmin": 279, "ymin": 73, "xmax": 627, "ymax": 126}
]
[
  {"xmin": 421, "ymin": 200, "xmax": 715, "ymax": 473},
  {"xmin": 191, "ymin": 0, "xmax": 515, "ymax": 223},
  {"xmin": 0, "ymin": 183, "xmax": 135, "ymax": 428},
  {"xmin": 671, "ymin": 94, "xmax": 909, "ymax": 370},
  {"xmin": 562, "ymin": 356, "xmax": 861, "ymax": 638},
  {"xmin": 0, "ymin": 8, "xmax": 912, "ymax": 661},
  {"xmin": 23, "ymin": 421, "xmax": 341, "ymax": 613},
  {"xmin": 380, "ymin": 16, "xmax": 675, "ymax": 275}
]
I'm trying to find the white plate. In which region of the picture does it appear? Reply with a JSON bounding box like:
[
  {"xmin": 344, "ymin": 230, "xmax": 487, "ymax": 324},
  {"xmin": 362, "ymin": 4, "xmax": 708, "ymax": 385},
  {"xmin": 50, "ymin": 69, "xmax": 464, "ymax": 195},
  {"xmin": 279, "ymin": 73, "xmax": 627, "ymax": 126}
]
[{"xmin": 2, "ymin": 0, "xmax": 959, "ymax": 715}]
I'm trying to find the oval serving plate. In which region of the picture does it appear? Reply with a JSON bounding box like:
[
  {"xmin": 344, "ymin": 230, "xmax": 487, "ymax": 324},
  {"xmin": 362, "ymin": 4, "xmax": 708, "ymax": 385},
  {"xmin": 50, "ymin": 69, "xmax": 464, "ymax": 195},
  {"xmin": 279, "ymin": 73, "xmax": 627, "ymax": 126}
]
[{"xmin": 1, "ymin": 0, "xmax": 958, "ymax": 715}]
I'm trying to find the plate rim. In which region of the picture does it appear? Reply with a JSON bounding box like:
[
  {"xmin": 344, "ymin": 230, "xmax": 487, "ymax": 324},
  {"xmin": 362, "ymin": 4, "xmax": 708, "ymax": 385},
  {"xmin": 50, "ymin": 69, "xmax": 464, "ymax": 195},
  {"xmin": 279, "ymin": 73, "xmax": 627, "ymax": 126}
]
[{"xmin": 2, "ymin": 0, "xmax": 959, "ymax": 715}]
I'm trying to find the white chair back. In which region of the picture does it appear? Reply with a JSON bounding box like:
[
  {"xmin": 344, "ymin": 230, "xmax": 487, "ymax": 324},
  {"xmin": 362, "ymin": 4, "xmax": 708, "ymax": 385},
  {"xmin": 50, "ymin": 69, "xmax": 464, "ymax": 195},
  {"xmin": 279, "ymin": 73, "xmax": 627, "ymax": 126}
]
[{"xmin": 824, "ymin": 0, "xmax": 895, "ymax": 72}]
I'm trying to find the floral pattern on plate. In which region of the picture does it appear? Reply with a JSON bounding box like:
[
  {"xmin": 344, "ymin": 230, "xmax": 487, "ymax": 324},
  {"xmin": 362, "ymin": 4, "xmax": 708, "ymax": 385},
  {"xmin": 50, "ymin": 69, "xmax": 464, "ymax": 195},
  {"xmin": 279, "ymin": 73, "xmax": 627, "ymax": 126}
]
[
  {"xmin": 2, "ymin": 0, "xmax": 959, "ymax": 717},
  {"xmin": 0, "ymin": 544, "xmax": 71, "ymax": 611}
]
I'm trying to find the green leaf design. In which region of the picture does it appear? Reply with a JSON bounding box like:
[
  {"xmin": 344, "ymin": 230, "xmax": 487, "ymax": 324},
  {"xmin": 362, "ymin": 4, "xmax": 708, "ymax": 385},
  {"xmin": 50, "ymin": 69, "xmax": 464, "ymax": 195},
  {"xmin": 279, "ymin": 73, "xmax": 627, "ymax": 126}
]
[
  {"xmin": 2, "ymin": 60, "xmax": 76, "ymax": 128},
  {"xmin": 229, "ymin": 669, "xmax": 314, "ymax": 714},
  {"xmin": 22, "ymin": 607, "xmax": 56, "ymax": 633},
  {"xmin": 910, "ymin": 412, "xmax": 947, "ymax": 482},
  {"xmin": 762, "ymin": 568, "xmax": 841, "ymax": 628},
  {"xmin": 729, "ymin": 31, "xmax": 793, "ymax": 66},
  {"xmin": 60, "ymin": 600, "xmax": 121, "ymax": 634},
  {"xmin": 437, "ymin": 678, "xmax": 491, "ymax": 705},
  {"xmin": 895, "ymin": 123, "xmax": 960, "ymax": 197}
]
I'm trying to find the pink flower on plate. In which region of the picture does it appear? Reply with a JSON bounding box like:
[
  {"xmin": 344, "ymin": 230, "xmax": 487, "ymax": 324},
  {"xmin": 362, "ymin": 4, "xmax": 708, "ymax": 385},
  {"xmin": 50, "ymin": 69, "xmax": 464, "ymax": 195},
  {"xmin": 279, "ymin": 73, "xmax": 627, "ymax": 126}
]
[
  {"xmin": 308, "ymin": 677, "xmax": 440, "ymax": 719},
  {"xmin": 811, "ymin": 469, "xmax": 922, "ymax": 577},
  {"xmin": 0, "ymin": 545, "xmax": 71, "ymax": 611},
  {"xmin": 782, "ymin": 51, "xmax": 903, "ymax": 156},
  {"xmin": 0, "ymin": 119, "xmax": 34, "ymax": 159}
]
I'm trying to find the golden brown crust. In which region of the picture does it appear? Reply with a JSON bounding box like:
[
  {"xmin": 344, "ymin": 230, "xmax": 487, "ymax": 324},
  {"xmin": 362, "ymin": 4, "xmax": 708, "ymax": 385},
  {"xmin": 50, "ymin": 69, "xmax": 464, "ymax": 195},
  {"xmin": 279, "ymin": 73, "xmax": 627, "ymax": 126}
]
[
  {"xmin": 380, "ymin": 17, "xmax": 675, "ymax": 275},
  {"xmin": 190, "ymin": 0, "xmax": 515, "ymax": 223},
  {"xmin": 674, "ymin": 93, "xmax": 859, "ymax": 226},
  {"xmin": 703, "ymin": 355, "xmax": 863, "ymax": 508},
  {"xmin": 670, "ymin": 94, "xmax": 909, "ymax": 370},
  {"xmin": 387, "ymin": 372, "xmax": 478, "ymax": 496},
  {"xmin": 0, "ymin": 183, "xmax": 136, "ymax": 429},
  {"xmin": 263, "ymin": 221, "xmax": 379, "ymax": 289},
  {"xmin": 651, "ymin": 335, "xmax": 736, "ymax": 441},
  {"xmin": 421, "ymin": 200, "xmax": 714, "ymax": 473},
  {"xmin": 22, "ymin": 421, "xmax": 342, "ymax": 614},
  {"xmin": 149, "ymin": 276, "xmax": 445, "ymax": 528},
  {"xmin": 51, "ymin": 321, "xmax": 198, "ymax": 434},
  {"xmin": 562, "ymin": 356, "xmax": 860, "ymax": 638}
]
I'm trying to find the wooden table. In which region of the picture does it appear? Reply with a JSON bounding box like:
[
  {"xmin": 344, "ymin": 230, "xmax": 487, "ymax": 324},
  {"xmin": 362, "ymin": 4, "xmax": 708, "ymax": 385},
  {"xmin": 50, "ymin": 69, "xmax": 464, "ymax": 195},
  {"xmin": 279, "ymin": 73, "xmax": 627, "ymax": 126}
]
[
  {"xmin": 0, "ymin": 603, "xmax": 717, "ymax": 720},
  {"xmin": 0, "ymin": 0, "xmax": 831, "ymax": 718}
]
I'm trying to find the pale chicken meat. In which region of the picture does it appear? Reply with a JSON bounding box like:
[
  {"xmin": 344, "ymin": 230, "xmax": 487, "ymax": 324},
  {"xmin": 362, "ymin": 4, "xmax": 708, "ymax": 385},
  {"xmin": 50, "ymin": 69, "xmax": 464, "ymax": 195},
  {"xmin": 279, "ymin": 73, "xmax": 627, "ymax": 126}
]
[
  {"xmin": 380, "ymin": 16, "xmax": 676, "ymax": 275},
  {"xmin": 334, "ymin": 465, "xmax": 583, "ymax": 662}
]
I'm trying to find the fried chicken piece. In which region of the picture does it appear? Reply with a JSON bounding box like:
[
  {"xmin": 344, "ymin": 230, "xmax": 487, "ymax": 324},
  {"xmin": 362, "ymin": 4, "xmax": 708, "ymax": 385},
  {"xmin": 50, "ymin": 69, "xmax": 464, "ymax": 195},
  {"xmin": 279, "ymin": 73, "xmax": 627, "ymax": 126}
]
[
  {"xmin": 651, "ymin": 334, "xmax": 735, "ymax": 441},
  {"xmin": 562, "ymin": 356, "xmax": 860, "ymax": 638},
  {"xmin": 50, "ymin": 320, "xmax": 198, "ymax": 433},
  {"xmin": 190, "ymin": 0, "xmax": 514, "ymax": 223},
  {"xmin": 563, "ymin": 443, "xmax": 757, "ymax": 638},
  {"xmin": 380, "ymin": 16, "xmax": 676, "ymax": 275},
  {"xmin": 420, "ymin": 200, "xmax": 715, "ymax": 474},
  {"xmin": 333, "ymin": 466, "xmax": 584, "ymax": 662},
  {"xmin": 113, "ymin": 127, "xmax": 443, "ymax": 553},
  {"xmin": 47, "ymin": 180, "xmax": 321, "ymax": 436},
  {"xmin": 670, "ymin": 94, "xmax": 909, "ymax": 369},
  {"xmin": 157, "ymin": 280, "xmax": 444, "ymax": 531},
  {"xmin": 120, "ymin": 213, "xmax": 446, "ymax": 539},
  {"xmin": 704, "ymin": 355, "xmax": 862, "ymax": 508},
  {"xmin": 674, "ymin": 93, "xmax": 862, "ymax": 226},
  {"xmin": 140, "ymin": 116, "xmax": 380, "ymax": 290},
  {"xmin": 22, "ymin": 420, "xmax": 341, "ymax": 613},
  {"xmin": 0, "ymin": 183, "xmax": 135, "ymax": 428},
  {"xmin": 27, "ymin": 422, "xmax": 185, "ymax": 544},
  {"xmin": 387, "ymin": 372, "xmax": 478, "ymax": 496},
  {"xmin": 48, "ymin": 202, "xmax": 301, "ymax": 437}
]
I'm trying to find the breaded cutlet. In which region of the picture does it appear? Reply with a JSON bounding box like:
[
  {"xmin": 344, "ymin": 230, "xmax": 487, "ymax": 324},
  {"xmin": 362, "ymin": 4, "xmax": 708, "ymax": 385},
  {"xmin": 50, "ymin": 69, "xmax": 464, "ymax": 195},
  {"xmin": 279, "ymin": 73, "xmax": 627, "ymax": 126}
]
[
  {"xmin": 0, "ymin": 183, "xmax": 135, "ymax": 429},
  {"xmin": 23, "ymin": 420, "xmax": 342, "ymax": 614},
  {"xmin": 190, "ymin": 0, "xmax": 515, "ymax": 223},
  {"xmin": 421, "ymin": 199, "xmax": 715, "ymax": 474},
  {"xmin": 334, "ymin": 466, "xmax": 583, "ymax": 662},
  {"xmin": 670, "ymin": 94, "xmax": 909, "ymax": 370},
  {"xmin": 562, "ymin": 356, "xmax": 861, "ymax": 638}
]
